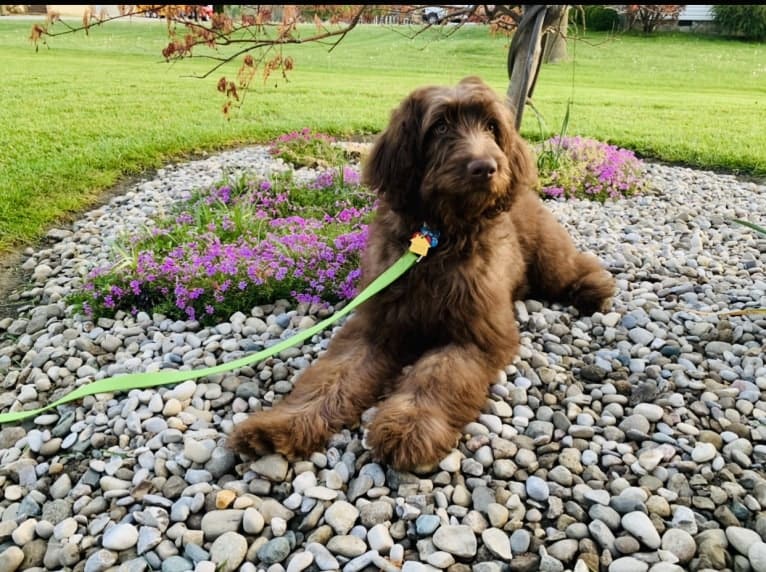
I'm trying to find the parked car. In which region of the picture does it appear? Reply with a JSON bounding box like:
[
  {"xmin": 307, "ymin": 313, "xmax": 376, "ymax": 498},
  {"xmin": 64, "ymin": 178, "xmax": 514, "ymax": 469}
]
[
  {"xmin": 420, "ymin": 5, "xmax": 474, "ymax": 25},
  {"xmin": 422, "ymin": 6, "xmax": 446, "ymax": 24}
]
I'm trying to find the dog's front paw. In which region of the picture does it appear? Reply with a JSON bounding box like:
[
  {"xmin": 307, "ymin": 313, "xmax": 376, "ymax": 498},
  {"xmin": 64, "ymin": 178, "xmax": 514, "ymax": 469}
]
[
  {"xmin": 571, "ymin": 268, "xmax": 615, "ymax": 315},
  {"xmin": 366, "ymin": 397, "xmax": 457, "ymax": 471},
  {"xmin": 228, "ymin": 409, "xmax": 329, "ymax": 460}
]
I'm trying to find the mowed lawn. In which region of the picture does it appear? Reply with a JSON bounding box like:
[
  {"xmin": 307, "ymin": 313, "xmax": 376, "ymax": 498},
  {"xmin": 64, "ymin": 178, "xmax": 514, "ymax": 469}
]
[{"xmin": 0, "ymin": 17, "xmax": 764, "ymax": 253}]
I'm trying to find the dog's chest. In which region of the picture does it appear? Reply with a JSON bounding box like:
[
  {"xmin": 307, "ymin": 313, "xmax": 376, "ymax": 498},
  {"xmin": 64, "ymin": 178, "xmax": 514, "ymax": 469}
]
[{"xmin": 377, "ymin": 254, "xmax": 507, "ymax": 337}]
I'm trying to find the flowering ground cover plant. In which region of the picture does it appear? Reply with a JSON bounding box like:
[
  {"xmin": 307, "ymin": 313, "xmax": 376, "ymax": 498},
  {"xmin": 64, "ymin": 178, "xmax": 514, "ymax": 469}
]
[
  {"xmin": 536, "ymin": 136, "xmax": 647, "ymax": 202},
  {"xmin": 269, "ymin": 128, "xmax": 349, "ymax": 169},
  {"xmin": 72, "ymin": 131, "xmax": 646, "ymax": 324},
  {"xmin": 72, "ymin": 163, "xmax": 374, "ymax": 324}
]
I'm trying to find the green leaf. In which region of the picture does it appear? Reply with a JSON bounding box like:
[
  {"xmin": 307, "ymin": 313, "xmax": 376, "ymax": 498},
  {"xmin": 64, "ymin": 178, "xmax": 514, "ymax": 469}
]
[{"xmin": 732, "ymin": 218, "xmax": 766, "ymax": 236}]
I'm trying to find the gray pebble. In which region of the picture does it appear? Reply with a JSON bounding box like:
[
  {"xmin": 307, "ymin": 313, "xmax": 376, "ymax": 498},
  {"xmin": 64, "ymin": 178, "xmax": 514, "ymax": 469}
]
[
  {"xmin": 609, "ymin": 557, "xmax": 648, "ymax": 572},
  {"xmin": 306, "ymin": 542, "xmax": 339, "ymax": 571},
  {"xmin": 324, "ymin": 501, "xmax": 359, "ymax": 535},
  {"xmin": 209, "ymin": 531, "xmax": 247, "ymax": 571},
  {"xmin": 482, "ymin": 528, "xmax": 512, "ymax": 560},
  {"xmin": 258, "ymin": 538, "xmax": 292, "ymax": 565},
  {"xmin": 526, "ymin": 476, "xmax": 549, "ymax": 502},
  {"xmin": 161, "ymin": 556, "xmax": 193, "ymax": 572},
  {"xmin": 416, "ymin": 515, "xmax": 441, "ymax": 536},
  {"xmin": 432, "ymin": 525, "xmax": 477, "ymax": 558},
  {"xmin": 102, "ymin": 523, "xmax": 139, "ymax": 550},
  {"xmin": 84, "ymin": 549, "xmax": 118, "ymax": 572},
  {"xmin": 326, "ymin": 535, "xmax": 367, "ymax": 558},
  {"xmin": 621, "ymin": 511, "xmax": 661, "ymax": 549}
]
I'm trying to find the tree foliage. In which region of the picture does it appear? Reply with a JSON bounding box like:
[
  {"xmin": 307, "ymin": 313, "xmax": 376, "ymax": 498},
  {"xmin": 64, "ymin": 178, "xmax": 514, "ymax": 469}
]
[
  {"xmin": 713, "ymin": 4, "xmax": 766, "ymax": 42},
  {"xmin": 623, "ymin": 5, "xmax": 684, "ymax": 34},
  {"xmin": 575, "ymin": 6, "xmax": 620, "ymax": 32}
]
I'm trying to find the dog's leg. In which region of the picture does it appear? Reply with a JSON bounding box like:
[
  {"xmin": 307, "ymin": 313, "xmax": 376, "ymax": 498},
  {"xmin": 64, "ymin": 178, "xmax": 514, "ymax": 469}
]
[
  {"xmin": 523, "ymin": 204, "xmax": 615, "ymax": 314},
  {"xmin": 228, "ymin": 318, "xmax": 400, "ymax": 460},
  {"xmin": 366, "ymin": 342, "xmax": 511, "ymax": 471}
]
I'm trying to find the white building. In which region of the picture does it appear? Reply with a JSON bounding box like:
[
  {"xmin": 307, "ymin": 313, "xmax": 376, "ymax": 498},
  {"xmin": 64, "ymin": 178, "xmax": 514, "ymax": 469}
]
[{"xmin": 678, "ymin": 5, "xmax": 715, "ymax": 24}]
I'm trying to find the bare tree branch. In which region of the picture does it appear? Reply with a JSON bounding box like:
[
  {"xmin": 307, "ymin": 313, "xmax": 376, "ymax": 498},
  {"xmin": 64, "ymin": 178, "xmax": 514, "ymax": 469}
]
[
  {"xmin": 326, "ymin": 6, "xmax": 366, "ymax": 53},
  {"xmin": 177, "ymin": 13, "xmax": 367, "ymax": 78},
  {"xmin": 29, "ymin": 4, "xmax": 577, "ymax": 123}
]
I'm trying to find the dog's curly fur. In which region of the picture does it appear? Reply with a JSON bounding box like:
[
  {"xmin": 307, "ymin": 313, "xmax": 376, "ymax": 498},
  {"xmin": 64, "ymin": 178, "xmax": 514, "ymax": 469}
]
[{"xmin": 228, "ymin": 76, "xmax": 615, "ymax": 470}]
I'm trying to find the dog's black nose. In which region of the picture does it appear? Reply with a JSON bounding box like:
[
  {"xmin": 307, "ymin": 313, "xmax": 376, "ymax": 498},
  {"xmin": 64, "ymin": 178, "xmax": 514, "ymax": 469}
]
[{"xmin": 467, "ymin": 158, "xmax": 497, "ymax": 179}]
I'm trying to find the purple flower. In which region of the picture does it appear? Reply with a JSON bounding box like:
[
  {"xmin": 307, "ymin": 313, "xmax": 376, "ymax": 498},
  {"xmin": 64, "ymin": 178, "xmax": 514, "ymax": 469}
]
[
  {"xmin": 342, "ymin": 166, "xmax": 360, "ymax": 185},
  {"xmin": 189, "ymin": 287, "xmax": 205, "ymax": 300},
  {"xmin": 543, "ymin": 187, "xmax": 564, "ymax": 199},
  {"xmin": 310, "ymin": 170, "xmax": 336, "ymax": 190},
  {"xmin": 215, "ymin": 185, "xmax": 232, "ymax": 204},
  {"xmin": 176, "ymin": 212, "xmax": 193, "ymax": 225},
  {"xmin": 335, "ymin": 208, "xmax": 357, "ymax": 223}
]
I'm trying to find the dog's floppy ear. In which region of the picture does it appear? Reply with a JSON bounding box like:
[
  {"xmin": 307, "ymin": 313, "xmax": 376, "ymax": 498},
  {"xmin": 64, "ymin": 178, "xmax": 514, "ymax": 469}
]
[
  {"xmin": 363, "ymin": 89, "xmax": 430, "ymax": 213},
  {"xmin": 505, "ymin": 128, "xmax": 537, "ymax": 190},
  {"xmin": 496, "ymin": 98, "xmax": 537, "ymax": 191}
]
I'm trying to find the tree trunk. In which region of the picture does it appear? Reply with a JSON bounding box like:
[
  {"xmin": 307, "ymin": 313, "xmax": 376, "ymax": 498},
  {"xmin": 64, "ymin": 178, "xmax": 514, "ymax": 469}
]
[
  {"xmin": 506, "ymin": 5, "xmax": 568, "ymax": 131},
  {"xmin": 506, "ymin": 5, "xmax": 546, "ymax": 131},
  {"xmin": 543, "ymin": 6, "xmax": 570, "ymax": 64}
]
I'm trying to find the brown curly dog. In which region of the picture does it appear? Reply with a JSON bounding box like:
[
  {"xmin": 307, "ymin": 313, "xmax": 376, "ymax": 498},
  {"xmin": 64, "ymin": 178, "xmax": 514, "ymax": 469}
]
[{"xmin": 228, "ymin": 76, "xmax": 615, "ymax": 470}]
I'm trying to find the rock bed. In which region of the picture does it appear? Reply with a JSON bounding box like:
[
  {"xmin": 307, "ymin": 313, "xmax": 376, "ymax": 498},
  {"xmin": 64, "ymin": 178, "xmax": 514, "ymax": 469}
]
[{"xmin": 1, "ymin": 145, "xmax": 766, "ymax": 572}]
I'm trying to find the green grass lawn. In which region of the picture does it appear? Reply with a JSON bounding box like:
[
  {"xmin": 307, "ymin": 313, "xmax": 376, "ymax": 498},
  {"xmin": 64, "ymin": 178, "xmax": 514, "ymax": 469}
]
[{"xmin": 0, "ymin": 17, "xmax": 764, "ymax": 253}]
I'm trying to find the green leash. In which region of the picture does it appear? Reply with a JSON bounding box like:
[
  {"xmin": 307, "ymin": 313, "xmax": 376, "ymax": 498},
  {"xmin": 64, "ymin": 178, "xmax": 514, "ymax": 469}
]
[{"xmin": 0, "ymin": 242, "xmax": 433, "ymax": 425}]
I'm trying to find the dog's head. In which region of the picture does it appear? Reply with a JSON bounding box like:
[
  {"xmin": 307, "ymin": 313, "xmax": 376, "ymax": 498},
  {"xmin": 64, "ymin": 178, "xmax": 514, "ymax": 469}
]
[{"xmin": 363, "ymin": 76, "xmax": 536, "ymax": 227}]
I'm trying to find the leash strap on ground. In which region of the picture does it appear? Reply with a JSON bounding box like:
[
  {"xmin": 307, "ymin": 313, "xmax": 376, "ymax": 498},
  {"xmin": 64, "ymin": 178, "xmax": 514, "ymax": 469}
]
[{"xmin": 0, "ymin": 251, "xmax": 421, "ymax": 425}]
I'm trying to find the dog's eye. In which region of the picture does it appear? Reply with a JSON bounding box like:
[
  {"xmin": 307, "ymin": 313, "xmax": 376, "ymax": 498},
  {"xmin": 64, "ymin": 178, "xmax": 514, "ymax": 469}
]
[
  {"xmin": 433, "ymin": 122, "xmax": 449, "ymax": 135},
  {"xmin": 486, "ymin": 121, "xmax": 498, "ymax": 135}
]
